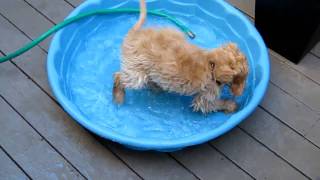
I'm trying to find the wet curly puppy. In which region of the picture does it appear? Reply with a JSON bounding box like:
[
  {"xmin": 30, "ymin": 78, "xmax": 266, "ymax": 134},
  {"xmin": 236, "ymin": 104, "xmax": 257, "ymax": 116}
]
[{"xmin": 113, "ymin": 0, "xmax": 249, "ymax": 114}]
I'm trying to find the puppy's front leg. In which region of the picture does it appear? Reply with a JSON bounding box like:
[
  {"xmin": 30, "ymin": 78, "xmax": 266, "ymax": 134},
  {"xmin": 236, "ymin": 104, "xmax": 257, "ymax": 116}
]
[
  {"xmin": 192, "ymin": 92, "xmax": 237, "ymax": 114},
  {"xmin": 192, "ymin": 89, "xmax": 219, "ymax": 114},
  {"xmin": 192, "ymin": 82, "xmax": 221, "ymax": 114}
]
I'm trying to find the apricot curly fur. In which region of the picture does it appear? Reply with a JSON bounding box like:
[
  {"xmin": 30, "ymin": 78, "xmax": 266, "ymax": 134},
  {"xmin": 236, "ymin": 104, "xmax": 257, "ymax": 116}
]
[{"xmin": 112, "ymin": 0, "xmax": 249, "ymax": 114}]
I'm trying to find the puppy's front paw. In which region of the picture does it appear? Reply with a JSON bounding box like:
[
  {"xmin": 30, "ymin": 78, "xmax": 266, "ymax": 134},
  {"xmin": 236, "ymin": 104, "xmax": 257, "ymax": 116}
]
[
  {"xmin": 223, "ymin": 101, "xmax": 237, "ymax": 113},
  {"xmin": 192, "ymin": 96, "xmax": 211, "ymax": 114}
]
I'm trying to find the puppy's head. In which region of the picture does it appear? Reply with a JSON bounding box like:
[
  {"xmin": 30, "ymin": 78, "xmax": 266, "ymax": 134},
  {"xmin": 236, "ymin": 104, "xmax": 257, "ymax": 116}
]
[{"xmin": 208, "ymin": 43, "xmax": 248, "ymax": 96}]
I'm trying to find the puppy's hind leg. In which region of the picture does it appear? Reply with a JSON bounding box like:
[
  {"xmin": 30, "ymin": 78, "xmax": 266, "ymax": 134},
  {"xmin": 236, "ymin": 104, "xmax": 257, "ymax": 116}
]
[
  {"xmin": 113, "ymin": 72, "xmax": 125, "ymax": 104},
  {"xmin": 192, "ymin": 88, "xmax": 237, "ymax": 114}
]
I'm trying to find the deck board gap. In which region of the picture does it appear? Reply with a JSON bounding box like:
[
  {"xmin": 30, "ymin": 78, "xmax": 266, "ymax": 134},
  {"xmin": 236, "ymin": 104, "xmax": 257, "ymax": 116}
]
[
  {"xmin": 207, "ymin": 143, "xmax": 256, "ymax": 179},
  {"xmin": 22, "ymin": 0, "xmax": 56, "ymax": 25},
  {"xmin": 0, "ymin": 12, "xmax": 48, "ymax": 54},
  {"xmin": 237, "ymin": 127, "xmax": 312, "ymax": 180},
  {"xmin": 269, "ymin": 81, "xmax": 319, "ymax": 114},
  {"xmin": 63, "ymin": 0, "xmax": 76, "ymax": 8},
  {"xmin": 167, "ymin": 153, "xmax": 202, "ymax": 180},
  {"xmin": 0, "ymin": 94, "xmax": 88, "ymax": 180},
  {"xmin": 259, "ymin": 105, "xmax": 320, "ymax": 149},
  {"xmin": 0, "ymin": 145, "xmax": 32, "ymax": 180}
]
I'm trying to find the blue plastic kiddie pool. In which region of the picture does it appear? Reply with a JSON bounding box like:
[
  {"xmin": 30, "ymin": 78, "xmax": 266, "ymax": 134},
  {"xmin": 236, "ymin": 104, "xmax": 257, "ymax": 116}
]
[{"xmin": 47, "ymin": 0, "xmax": 270, "ymax": 151}]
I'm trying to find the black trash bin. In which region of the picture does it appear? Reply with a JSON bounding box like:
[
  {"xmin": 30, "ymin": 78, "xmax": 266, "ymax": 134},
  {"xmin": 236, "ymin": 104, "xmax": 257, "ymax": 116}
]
[{"xmin": 255, "ymin": 0, "xmax": 320, "ymax": 63}]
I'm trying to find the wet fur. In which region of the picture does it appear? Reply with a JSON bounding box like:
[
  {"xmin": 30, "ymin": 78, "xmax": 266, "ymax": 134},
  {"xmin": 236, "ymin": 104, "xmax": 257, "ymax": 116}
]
[{"xmin": 113, "ymin": 0, "xmax": 248, "ymax": 114}]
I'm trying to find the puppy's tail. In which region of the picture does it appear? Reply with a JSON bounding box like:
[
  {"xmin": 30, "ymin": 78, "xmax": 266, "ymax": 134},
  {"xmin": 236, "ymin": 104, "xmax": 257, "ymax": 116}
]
[
  {"xmin": 132, "ymin": 0, "xmax": 146, "ymax": 31},
  {"xmin": 113, "ymin": 72, "xmax": 125, "ymax": 104}
]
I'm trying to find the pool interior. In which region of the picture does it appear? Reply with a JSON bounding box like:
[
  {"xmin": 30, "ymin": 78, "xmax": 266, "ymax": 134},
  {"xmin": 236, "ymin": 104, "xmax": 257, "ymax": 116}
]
[{"xmin": 53, "ymin": 0, "xmax": 260, "ymax": 140}]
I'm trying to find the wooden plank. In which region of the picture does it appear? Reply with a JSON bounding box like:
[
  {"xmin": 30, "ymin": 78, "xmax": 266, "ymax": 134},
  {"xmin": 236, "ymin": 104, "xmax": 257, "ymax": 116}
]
[
  {"xmin": 259, "ymin": 81, "xmax": 320, "ymax": 170},
  {"xmin": 211, "ymin": 128, "xmax": 308, "ymax": 180},
  {"xmin": 222, "ymin": 0, "xmax": 320, "ymax": 145},
  {"xmin": 293, "ymin": 54, "xmax": 320, "ymax": 84},
  {"xmin": 171, "ymin": 144, "xmax": 253, "ymax": 180},
  {"xmin": 226, "ymin": 0, "xmax": 255, "ymax": 18},
  {"xmin": 0, "ymin": 96, "xmax": 84, "ymax": 179},
  {"xmin": 311, "ymin": 42, "xmax": 320, "ymax": 57},
  {"xmin": 0, "ymin": 16, "xmax": 52, "ymax": 95},
  {"xmin": 1, "ymin": 0, "xmax": 318, "ymax": 179},
  {"xmin": 270, "ymin": 52, "xmax": 320, "ymax": 112},
  {"xmin": 24, "ymin": 0, "xmax": 74, "ymax": 22},
  {"xmin": 271, "ymin": 52, "xmax": 320, "ymax": 85},
  {"xmin": 108, "ymin": 141, "xmax": 254, "ymax": 180},
  {"xmin": 0, "ymin": 24, "xmax": 198, "ymax": 180},
  {"xmin": 0, "ymin": 1, "xmax": 193, "ymax": 178},
  {"xmin": 0, "ymin": 61, "xmax": 139, "ymax": 179},
  {"xmin": 107, "ymin": 143, "xmax": 198, "ymax": 180},
  {"xmin": 1, "ymin": 1, "xmax": 255, "ymax": 178},
  {"xmin": 219, "ymin": 4, "xmax": 320, "ymax": 177},
  {"xmin": 0, "ymin": 0, "xmax": 52, "ymax": 50},
  {"xmin": 227, "ymin": 0, "xmax": 320, "ymax": 151},
  {"xmin": 0, "ymin": 148, "xmax": 29, "ymax": 180},
  {"xmin": 44, "ymin": 1, "xmax": 315, "ymax": 179},
  {"xmin": 306, "ymin": 121, "xmax": 320, "ymax": 149},
  {"xmin": 261, "ymin": 83, "xmax": 319, "ymax": 136},
  {"xmin": 240, "ymin": 108, "xmax": 320, "ymax": 179},
  {"xmin": 0, "ymin": 2, "xmax": 195, "ymax": 179}
]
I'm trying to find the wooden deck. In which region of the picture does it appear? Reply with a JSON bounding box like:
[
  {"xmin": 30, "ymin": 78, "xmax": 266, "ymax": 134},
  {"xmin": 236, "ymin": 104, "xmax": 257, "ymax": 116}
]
[{"xmin": 1, "ymin": 0, "xmax": 320, "ymax": 179}]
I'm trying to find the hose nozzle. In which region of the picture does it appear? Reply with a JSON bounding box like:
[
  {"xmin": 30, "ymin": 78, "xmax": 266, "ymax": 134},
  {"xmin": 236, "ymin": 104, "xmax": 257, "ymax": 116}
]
[{"xmin": 187, "ymin": 31, "xmax": 196, "ymax": 39}]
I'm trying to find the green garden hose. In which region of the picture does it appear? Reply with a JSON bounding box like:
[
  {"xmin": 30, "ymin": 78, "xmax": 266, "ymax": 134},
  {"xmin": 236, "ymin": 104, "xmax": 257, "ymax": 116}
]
[{"xmin": 0, "ymin": 8, "xmax": 195, "ymax": 63}]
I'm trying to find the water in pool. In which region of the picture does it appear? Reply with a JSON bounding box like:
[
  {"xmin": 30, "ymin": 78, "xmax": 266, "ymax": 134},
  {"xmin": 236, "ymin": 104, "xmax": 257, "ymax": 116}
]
[{"xmin": 61, "ymin": 13, "xmax": 253, "ymax": 140}]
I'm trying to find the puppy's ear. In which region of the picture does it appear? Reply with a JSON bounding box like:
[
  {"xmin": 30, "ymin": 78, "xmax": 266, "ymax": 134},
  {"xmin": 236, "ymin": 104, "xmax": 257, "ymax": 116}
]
[{"xmin": 231, "ymin": 75, "xmax": 246, "ymax": 96}]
